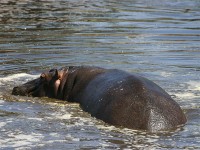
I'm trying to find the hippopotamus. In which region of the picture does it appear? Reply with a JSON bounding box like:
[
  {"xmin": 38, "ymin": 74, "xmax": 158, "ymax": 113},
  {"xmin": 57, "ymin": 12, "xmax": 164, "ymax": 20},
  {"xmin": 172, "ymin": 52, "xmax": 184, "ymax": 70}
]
[{"xmin": 12, "ymin": 66, "xmax": 186, "ymax": 132}]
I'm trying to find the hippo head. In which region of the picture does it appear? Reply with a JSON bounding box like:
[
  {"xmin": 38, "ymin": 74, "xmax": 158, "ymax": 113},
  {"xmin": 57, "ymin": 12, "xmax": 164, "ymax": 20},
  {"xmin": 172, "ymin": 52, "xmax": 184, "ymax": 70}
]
[{"xmin": 12, "ymin": 68, "xmax": 68, "ymax": 98}]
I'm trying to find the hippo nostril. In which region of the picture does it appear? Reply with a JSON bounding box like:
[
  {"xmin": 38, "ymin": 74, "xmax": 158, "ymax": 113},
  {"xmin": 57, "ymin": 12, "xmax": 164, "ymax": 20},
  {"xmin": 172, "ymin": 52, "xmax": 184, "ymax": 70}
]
[{"xmin": 12, "ymin": 86, "xmax": 28, "ymax": 96}]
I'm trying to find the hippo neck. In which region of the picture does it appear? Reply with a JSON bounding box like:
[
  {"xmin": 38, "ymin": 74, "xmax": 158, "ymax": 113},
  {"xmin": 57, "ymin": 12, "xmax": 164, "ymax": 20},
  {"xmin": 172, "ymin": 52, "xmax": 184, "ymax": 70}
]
[{"xmin": 60, "ymin": 66, "xmax": 106, "ymax": 102}]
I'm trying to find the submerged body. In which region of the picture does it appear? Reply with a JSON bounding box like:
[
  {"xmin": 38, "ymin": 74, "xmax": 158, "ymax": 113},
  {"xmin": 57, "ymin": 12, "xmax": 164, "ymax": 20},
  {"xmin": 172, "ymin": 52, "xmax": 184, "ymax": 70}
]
[{"xmin": 12, "ymin": 66, "xmax": 186, "ymax": 132}]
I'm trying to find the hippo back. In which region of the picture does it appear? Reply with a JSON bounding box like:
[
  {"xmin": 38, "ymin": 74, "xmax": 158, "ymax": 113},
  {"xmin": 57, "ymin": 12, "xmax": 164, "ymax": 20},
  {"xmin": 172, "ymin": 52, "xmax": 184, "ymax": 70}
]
[{"xmin": 77, "ymin": 69, "xmax": 186, "ymax": 132}]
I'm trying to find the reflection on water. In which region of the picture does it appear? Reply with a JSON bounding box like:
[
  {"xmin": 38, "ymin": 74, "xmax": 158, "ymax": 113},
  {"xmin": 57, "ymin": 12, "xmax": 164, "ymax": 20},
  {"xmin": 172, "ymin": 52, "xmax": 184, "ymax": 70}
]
[{"xmin": 0, "ymin": 0, "xmax": 200, "ymax": 149}]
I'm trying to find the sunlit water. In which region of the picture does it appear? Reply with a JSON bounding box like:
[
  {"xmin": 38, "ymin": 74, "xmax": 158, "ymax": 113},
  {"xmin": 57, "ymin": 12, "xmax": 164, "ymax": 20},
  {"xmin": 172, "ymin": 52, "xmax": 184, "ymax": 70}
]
[{"xmin": 0, "ymin": 0, "xmax": 200, "ymax": 149}]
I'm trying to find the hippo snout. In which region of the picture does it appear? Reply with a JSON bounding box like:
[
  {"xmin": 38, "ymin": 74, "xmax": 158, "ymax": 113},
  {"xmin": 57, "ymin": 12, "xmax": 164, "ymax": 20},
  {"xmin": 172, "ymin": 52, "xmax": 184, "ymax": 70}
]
[{"xmin": 12, "ymin": 86, "xmax": 26, "ymax": 96}]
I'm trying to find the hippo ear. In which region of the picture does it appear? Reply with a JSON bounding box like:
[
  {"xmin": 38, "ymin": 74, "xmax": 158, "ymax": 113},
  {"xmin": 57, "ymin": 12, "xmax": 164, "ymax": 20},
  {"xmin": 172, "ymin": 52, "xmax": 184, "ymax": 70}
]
[
  {"xmin": 49, "ymin": 69, "xmax": 59, "ymax": 79},
  {"xmin": 55, "ymin": 69, "xmax": 59, "ymax": 79},
  {"xmin": 40, "ymin": 73, "xmax": 46, "ymax": 80},
  {"xmin": 40, "ymin": 73, "xmax": 45, "ymax": 78}
]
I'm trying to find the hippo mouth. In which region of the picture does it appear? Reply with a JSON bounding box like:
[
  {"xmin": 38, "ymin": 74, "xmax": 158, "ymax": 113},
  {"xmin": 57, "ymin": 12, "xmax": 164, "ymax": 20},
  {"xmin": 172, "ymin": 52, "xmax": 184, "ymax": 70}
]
[{"xmin": 12, "ymin": 78, "xmax": 46, "ymax": 97}]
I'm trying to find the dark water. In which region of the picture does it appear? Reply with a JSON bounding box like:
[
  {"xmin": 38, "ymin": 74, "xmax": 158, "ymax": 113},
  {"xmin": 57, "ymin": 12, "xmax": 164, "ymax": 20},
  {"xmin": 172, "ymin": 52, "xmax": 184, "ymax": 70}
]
[{"xmin": 0, "ymin": 0, "xmax": 200, "ymax": 149}]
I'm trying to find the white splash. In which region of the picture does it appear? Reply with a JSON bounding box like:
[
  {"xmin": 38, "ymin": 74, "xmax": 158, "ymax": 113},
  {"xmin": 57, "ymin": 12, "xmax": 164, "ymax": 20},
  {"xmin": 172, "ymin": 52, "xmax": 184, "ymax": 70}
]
[
  {"xmin": 187, "ymin": 81, "xmax": 200, "ymax": 91},
  {"xmin": 0, "ymin": 132, "xmax": 44, "ymax": 148},
  {"xmin": 52, "ymin": 113, "xmax": 72, "ymax": 120},
  {"xmin": 176, "ymin": 81, "xmax": 200, "ymax": 99},
  {"xmin": 0, "ymin": 73, "xmax": 39, "ymax": 86},
  {"xmin": 0, "ymin": 122, "xmax": 7, "ymax": 128},
  {"xmin": 160, "ymin": 71, "xmax": 173, "ymax": 77}
]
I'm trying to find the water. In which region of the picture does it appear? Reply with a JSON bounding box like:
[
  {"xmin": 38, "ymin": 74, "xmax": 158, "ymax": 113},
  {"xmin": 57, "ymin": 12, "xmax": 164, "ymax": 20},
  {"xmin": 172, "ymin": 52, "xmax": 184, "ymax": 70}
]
[{"xmin": 0, "ymin": 0, "xmax": 200, "ymax": 149}]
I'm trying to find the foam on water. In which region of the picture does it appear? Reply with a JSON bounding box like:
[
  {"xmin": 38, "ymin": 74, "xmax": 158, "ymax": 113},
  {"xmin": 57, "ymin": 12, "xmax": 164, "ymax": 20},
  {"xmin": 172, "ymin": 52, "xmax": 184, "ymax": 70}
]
[
  {"xmin": 175, "ymin": 81, "xmax": 200, "ymax": 101},
  {"xmin": 0, "ymin": 122, "xmax": 7, "ymax": 128},
  {"xmin": 0, "ymin": 99, "xmax": 87, "ymax": 149},
  {"xmin": 0, "ymin": 73, "xmax": 39, "ymax": 86},
  {"xmin": 160, "ymin": 71, "xmax": 173, "ymax": 77},
  {"xmin": 187, "ymin": 81, "xmax": 200, "ymax": 91}
]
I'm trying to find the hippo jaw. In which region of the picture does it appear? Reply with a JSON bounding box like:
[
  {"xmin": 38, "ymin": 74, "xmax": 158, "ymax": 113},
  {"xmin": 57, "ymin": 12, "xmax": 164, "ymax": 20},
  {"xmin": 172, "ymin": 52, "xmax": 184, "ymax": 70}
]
[
  {"xmin": 12, "ymin": 68, "xmax": 68, "ymax": 98},
  {"xmin": 12, "ymin": 78, "xmax": 46, "ymax": 97}
]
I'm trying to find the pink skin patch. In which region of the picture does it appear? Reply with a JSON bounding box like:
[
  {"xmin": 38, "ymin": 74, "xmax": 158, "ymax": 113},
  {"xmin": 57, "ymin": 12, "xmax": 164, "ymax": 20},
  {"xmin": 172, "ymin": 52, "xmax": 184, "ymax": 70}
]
[
  {"xmin": 54, "ymin": 79, "xmax": 61, "ymax": 96},
  {"xmin": 53, "ymin": 68, "xmax": 68, "ymax": 96}
]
